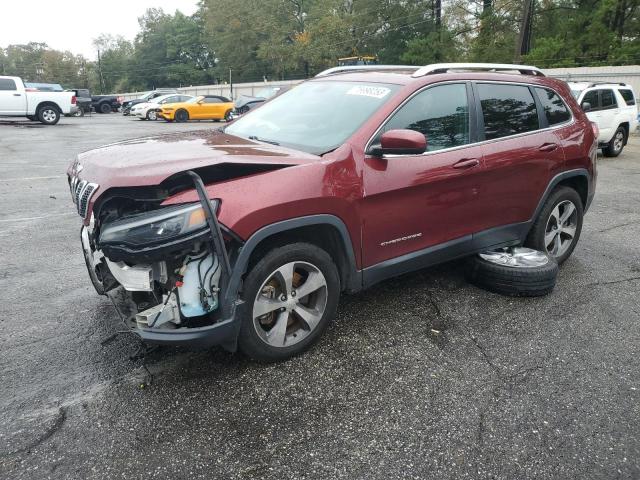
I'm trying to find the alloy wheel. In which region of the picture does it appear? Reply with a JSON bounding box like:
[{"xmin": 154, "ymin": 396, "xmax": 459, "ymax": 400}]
[
  {"xmin": 479, "ymin": 247, "xmax": 550, "ymax": 268},
  {"xmin": 252, "ymin": 261, "xmax": 328, "ymax": 348},
  {"xmin": 613, "ymin": 131, "xmax": 624, "ymax": 153},
  {"xmin": 544, "ymin": 200, "xmax": 578, "ymax": 258},
  {"xmin": 42, "ymin": 109, "xmax": 57, "ymax": 123}
]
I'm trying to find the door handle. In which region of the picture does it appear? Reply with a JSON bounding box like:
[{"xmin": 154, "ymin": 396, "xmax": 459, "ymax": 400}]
[
  {"xmin": 13, "ymin": 93, "xmax": 21, "ymax": 96},
  {"xmin": 538, "ymin": 143, "xmax": 558, "ymax": 152},
  {"xmin": 452, "ymin": 158, "xmax": 480, "ymax": 169}
]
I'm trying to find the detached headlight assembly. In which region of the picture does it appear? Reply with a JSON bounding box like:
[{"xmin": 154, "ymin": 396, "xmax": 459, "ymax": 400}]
[{"xmin": 99, "ymin": 203, "xmax": 211, "ymax": 248}]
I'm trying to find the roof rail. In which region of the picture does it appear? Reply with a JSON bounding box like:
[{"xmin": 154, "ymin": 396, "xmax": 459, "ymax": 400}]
[
  {"xmin": 316, "ymin": 65, "xmax": 420, "ymax": 77},
  {"xmin": 412, "ymin": 63, "xmax": 545, "ymax": 78},
  {"xmin": 588, "ymin": 82, "xmax": 627, "ymax": 87}
]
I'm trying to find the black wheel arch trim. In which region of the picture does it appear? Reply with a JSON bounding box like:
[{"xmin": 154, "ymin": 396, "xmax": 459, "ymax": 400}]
[
  {"xmin": 531, "ymin": 168, "xmax": 592, "ymax": 218},
  {"xmin": 223, "ymin": 214, "xmax": 361, "ymax": 306}
]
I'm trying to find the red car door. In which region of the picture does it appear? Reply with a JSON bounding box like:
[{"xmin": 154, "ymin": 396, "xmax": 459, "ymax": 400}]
[
  {"xmin": 360, "ymin": 82, "xmax": 486, "ymax": 269},
  {"xmin": 474, "ymin": 82, "xmax": 566, "ymax": 230}
]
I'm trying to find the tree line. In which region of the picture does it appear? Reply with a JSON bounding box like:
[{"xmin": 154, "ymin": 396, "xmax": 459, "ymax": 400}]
[{"xmin": 1, "ymin": 0, "xmax": 640, "ymax": 94}]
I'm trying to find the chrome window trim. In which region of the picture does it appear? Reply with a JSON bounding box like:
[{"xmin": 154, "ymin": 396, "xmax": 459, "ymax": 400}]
[{"xmin": 365, "ymin": 79, "xmax": 575, "ymax": 158}]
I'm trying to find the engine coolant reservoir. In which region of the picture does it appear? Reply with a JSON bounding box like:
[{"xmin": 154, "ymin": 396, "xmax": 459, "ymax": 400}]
[{"xmin": 177, "ymin": 252, "xmax": 220, "ymax": 317}]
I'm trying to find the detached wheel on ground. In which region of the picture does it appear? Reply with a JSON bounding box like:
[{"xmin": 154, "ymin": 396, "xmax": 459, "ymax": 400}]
[
  {"xmin": 525, "ymin": 186, "xmax": 583, "ymax": 265},
  {"xmin": 602, "ymin": 126, "xmax": 626, "ymax": 157},
  {"xmin": 238, "ymin": 242, "xmax": 340, "ymax": 362},
  {"xmin": 174, "ymin": 109, "xmax": 189, "ymax": 123},
  {"xmin": 37, "ymin": 105, "xmax": 60, "ymax": 125},
  {"xmin": 466, "ymin": 247, "xmax": 558, "ymax": 297}
]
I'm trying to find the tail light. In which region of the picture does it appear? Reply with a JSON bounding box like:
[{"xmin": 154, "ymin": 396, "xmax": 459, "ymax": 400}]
[
  {"xmin": 71, "ymin": 95, "xmax": 77, "ymax": 105},
  {"xmin": 590, "ymin": 121, "xmax": 599, "ymax": 139}
]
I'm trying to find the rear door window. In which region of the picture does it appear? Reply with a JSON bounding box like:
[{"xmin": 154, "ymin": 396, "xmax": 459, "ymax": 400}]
[
  {"xmin": 0, "ymin": 78, "xmax": 17, "ymax": 90},
  {"xmin": 534, "ymin": 87, "xmax": 571, "ymax": 126},
  {"xmin": 478, "ymin": 83, "xmax": 539, "ymax": 140},
  {"xmin": 380, "ymin": 83, "xmax": 470, "ymax": 152},
  {"xmin": 619, "ymin": 89, "xmax": 635, "ymax": 106},
  {"xmin": 600, "ymin": 89, "xmax": 617, "ymax": 109}
]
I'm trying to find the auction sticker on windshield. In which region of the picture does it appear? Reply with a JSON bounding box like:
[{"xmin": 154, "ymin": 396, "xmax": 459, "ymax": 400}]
[{"xmin": 346, "ymin": 85, "xmax": 391, "ymax": 99}]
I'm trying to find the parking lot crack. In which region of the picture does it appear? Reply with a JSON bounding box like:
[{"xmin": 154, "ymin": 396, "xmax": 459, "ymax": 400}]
[
  {"xmin": 597, "ymin": 219, "xmax": 640, "ymax": 233},
  {"xmin": 586, "ymin": 275, "xmax": 640, "ymax": 287},
  {"xmin": 1, "ymin": 407, "xmax": 67, "ymax": 457}
]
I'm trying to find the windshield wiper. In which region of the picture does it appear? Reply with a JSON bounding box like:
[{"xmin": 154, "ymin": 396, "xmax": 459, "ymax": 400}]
[{"xmin": 248, "ymin": 135, "xmax": 280, "ymax": 146}]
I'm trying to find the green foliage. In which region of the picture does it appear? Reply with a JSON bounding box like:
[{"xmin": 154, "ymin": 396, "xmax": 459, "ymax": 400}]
[{"xmin": 3, "ymin": 1, "xmax": 640, "ymax": 92}]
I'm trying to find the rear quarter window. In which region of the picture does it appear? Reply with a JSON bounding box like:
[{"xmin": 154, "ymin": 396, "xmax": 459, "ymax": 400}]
[
  {"xmin": 619, "ymin": 89, "xmax": 635, "ymax": 106},
  {"xmin": 478, "ymin": 83, "xmax": 539, "ymax": 140},
  {"xmin": 534, "ymin": 87, "xmax": 571, "ymax": 125},
  {"xmin": 0, "ymin": 78, "xmax": 17, "ymax": 90}
]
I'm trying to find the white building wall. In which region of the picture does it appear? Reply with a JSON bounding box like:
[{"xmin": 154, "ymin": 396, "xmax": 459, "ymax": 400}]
[
  {"xmin": 543, "ymin": 65, "xmax": 640, "ymax": 94},
  {"xmin": 118, "ymin": 80, "xmax": 303, "ymax": 101},
  {"xmin": 116, "ymin": 66, "xmax": 640, "ymax": 101}
]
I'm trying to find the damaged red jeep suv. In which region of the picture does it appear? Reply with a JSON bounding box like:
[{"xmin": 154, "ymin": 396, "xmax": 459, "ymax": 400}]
[{"xmin": 69, "ymin": 63, "xmax": 596, "ymax": 361}]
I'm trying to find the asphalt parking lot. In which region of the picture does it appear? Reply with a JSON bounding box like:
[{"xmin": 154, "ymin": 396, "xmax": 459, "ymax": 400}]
[{"xmin": 1, "ymin": 113, "xmax": 639, "ymax": 479}]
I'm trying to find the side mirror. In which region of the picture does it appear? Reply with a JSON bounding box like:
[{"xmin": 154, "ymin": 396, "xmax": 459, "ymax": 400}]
[
  {"xmin": 581, "ymin": 101, "xmax": 592, "ymax": 112},
  {"xmin": 370, "ymin": 129, "xmax": 427, "ymax": 156}
]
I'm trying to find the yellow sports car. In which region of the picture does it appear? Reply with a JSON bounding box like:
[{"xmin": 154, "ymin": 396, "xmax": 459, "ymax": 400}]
[{"xmin": 158, "ymin": 95, "xmax": 235, "ymax": 122}]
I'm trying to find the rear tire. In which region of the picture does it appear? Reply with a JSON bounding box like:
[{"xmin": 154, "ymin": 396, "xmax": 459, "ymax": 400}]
[
  {"xmin": 466, "ymin": 248, "xmax": 558, "ymax": 297},
  {"xmin": 37, "ymin": 105, "xmax": 60, "ymax": 125},
  {"xmin": 174, "ymin": 109, "xmax": 189, "ymax": 122},
  {"xmin": 602, "ymin": 126, "xmax": 626, "ymax": 157},
  {"xmin": 238, "ymin": 243, "xmax": 340, "ymax": 362},
  {"xmin": 525, "ymin": 186, "xmax": 583, "ymax": 265},
  {"xmin": 99, "ymin": 102, "xmax": 112, "ymax": 114},
  {"xmin": 146, "ymin": 109, "xmax": 157, "ymax": 121}
]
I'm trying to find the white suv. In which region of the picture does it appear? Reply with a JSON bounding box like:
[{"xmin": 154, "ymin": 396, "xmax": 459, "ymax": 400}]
[{"xmin": 569, "ymin": 82, "xmax": 638, "ymax": 157}]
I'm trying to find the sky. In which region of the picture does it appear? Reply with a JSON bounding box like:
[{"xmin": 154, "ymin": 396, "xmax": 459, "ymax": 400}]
[{"xmin": 0, "ymin": 0, "xmax": 199, "ymax": 59}]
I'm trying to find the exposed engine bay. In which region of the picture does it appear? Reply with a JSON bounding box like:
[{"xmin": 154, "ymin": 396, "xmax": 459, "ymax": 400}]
[{"xmin": 77, "ymin": 169, "xmax": 243, "ymax": 334}]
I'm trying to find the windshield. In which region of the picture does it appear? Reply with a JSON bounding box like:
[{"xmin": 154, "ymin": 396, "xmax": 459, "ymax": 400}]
[
  {"xmin": 150, "ymin": 94, "xmax": 174, "ymax": 104},
  {"xmin": 226, "ymin": 81, "xmax": 400, "ymax": 154}
]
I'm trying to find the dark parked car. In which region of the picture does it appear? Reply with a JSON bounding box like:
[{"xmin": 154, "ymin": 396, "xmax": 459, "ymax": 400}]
[
  {"xmin": 68, "ymin": 63, "xmax": 596, "ymax": 362},
  {"xmin": 66, "ymin": 88, "xmax": 91, "ymax": 116},
  {"xmin": 232, "ymin": 86, "xmax": 286, "ymax": 117},
  {"xmin": 121, "ymin": 89, "xmax": 179, "ymax": 115},
  {"xmin": 91, "ymin": 95, "xmax": 121, "ymax": 114}
]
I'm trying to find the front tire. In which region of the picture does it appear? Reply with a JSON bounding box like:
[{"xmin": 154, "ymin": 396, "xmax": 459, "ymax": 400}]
[
  {"xmin": 525, "ymin": 186, "xmax": 583, "ymax": 265},
  {"xmin": 602, "ymin": 126, "xmax": 626, "ymax": 157},
  {"xmin": 37, "ymin": 105, "xmax": 60, "ymax": 125},
  {"xmin": 224, "ymin": 109, "xmax": 233, "ymax": 122},
  {"xmin": 238, "ymin": 243, "xmax": 340, "ymax": 362}
]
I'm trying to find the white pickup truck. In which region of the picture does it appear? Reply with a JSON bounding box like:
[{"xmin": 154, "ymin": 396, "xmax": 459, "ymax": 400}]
[{"xmin": 0, "ymin": 76, "xmax": 77, "ymax": 125}]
